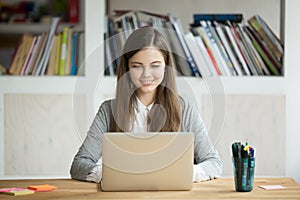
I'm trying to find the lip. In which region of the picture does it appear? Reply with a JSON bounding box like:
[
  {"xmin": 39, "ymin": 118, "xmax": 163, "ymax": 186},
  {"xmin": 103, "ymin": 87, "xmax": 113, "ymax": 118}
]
[{"xmin": 140, "ymin": 80, "xmax": 154, "ymax": 86}]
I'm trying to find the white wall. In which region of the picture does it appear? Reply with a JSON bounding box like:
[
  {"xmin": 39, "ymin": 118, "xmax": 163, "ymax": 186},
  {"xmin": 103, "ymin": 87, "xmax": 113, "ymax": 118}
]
[{"xmin": 284, "ymin": 0, "xmax": 300, "ymax": 184}]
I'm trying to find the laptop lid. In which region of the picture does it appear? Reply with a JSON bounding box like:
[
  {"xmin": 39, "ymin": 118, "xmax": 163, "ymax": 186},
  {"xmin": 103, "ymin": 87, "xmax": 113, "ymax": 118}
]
[{"xmin": 101, "ymin": 132, "xmax": 194, "ymax": 191}]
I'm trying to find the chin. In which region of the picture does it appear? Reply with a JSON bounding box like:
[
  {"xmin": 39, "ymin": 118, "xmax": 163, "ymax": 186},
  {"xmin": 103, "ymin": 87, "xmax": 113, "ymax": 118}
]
[{"xmin": 139, "ymin": 85, "xmax": 156, "ymax": 93}]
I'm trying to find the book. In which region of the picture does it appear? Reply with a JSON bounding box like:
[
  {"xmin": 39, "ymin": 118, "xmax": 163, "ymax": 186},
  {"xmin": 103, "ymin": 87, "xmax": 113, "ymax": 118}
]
[
  {"xmin": 165, "ymin": 21, "xmax": 191, "ymax": 76},
  {"xmin": 8, "ymin": 34, "xmax": 24, "ymax": 74},
  {"xmin": 223, "ymin": 24, "xmax": 251, "ymax": 75},
  {"xmin": 67, "ymin": 0, "xmax": 79, "ymax": 23},
  {"xmin": 65, "ymin": 26, "xmax": 74, "ymax": 75},
  {"xmin": 24, "ymin": 34, "xmax": 42, "ymax": 75},
  {"xmin": 191, "ymin": 28, "xmax": 218, "ymax": 76},
  {"xmin": 46, "ymin": 34, "xmax": 59, "ymax": 75},
  {"xmin": 77, "ymin": 32, "xmax": 85, "ymax": 76},
  {"xmin": 0, "ymin": 188, "xmax": 34, "ymax": 196},
  {"xmin": 31, "ymin": 32, "xmax": 48, "ymax": 75},
  {"xmin": 244, "ymin": 26, "xmax": 280, "ymax": 75},
  {"xmin": 214, "ymin": 21, "xmax": 243, "ymax": 76},
  {"xmin": 168, "ymin": 13, "xmax": 199, "ymax": 77},
  {"xmin": 9, "ymin": 33, "xmax": 34, "ymax": 75},
  {"xmin": 197, "ymin": 22, "xmax": 228, "ymax": 76},
  {"xmin": 248, "ymin": 15, "xmax": 283, "ymax": 62},
  {"xmin": 107, "ymin": 17, "xmax": 120, "ymax": 74},
  {"xmin": 54, "ymin": 33, "xmax": 62, "ymax": 75},
  {"xmin": 35, "ymin": 17, "xmax": 61, "ymax": 75},
  {"xmin": 20, "ymin": 36, "xmax": 38, "ymax": 75},
  {"xmin": 233, "ymin": 25, "xmax": 260, "ymax": 75},
  {"xmin": 70, "ymin": 32, "xmax": 79, "ymax": 75},
  {"xmin": 255, "ymin": 15, "xmax": 283, "ymax": 55},
  {"xmin": 239, "ymin": 25, "xmax": 270, "ymax": 75},
  {"xmin": 245, "ymin": 25, "xmax": 281, "ymax": 72},
  {"xmin": 59, "ymin": 26, "xmax": 69, "ymax": 75},
  {"xmin": 192, "ymin": 27, "xmax": 221, "ymax": 76},
  {"xmin": 0, "ymin": 64, "xmax": 7, "ymax": 75},
  {"xmin": 184, "ymin": 32, "xmax": 212, "ymax": 77},
  {"xmin": 193, "ymin": 14, "xmax": 243, "ymax": 24},
  {"xmin": 207, "ymin": 21, "xmax": 236, "ymax": 76}
]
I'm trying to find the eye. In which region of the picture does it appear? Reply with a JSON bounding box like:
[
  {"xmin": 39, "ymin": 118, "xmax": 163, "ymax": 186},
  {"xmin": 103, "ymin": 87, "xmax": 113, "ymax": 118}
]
[
  {"xmin": 131, "ymin": 65, "xmax": 142, "ymax": 69},
  {"xmin": 151, "ymin": 65, "xmax": 162, "ymax": 68}
]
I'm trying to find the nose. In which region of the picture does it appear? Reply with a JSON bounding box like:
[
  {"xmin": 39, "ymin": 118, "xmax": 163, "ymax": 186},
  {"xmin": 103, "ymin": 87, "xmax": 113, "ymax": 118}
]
[{"xmin": 142, "ymin": 66, "xmax": 151, "ymax": 77}]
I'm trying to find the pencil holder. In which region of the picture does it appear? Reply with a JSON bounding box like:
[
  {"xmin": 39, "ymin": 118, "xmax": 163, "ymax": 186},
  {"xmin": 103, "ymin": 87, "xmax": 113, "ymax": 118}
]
[{"xmin": 232, "ymin": 157, "xmax": 255, "ymax": 192}]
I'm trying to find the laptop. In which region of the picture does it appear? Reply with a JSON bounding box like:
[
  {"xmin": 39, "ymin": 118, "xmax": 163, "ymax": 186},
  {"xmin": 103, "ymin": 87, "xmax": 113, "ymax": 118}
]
[{"xmin": 100, "ymin": 132, "xmax": 194, "ymax": 191}]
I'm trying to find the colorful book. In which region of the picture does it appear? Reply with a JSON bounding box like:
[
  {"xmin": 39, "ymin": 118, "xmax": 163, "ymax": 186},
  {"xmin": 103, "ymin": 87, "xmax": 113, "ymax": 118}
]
[
  {"xmin": 70, "ymin": 32, "xmax": 79, "ymax": 75},
  {"xmin": 65, "ymin": 26, "xmax": 74, "ymax": 75},
  {"xmin": 54, "ymin": 32, "xmax": 62, "ymax": 75},
  {"xmin": 31, "ymin": 32, "xmax": 48, "ymax": 75},
  {"xmin": 9, "ymin": 34, "xmax": 34, "ymax": 75},
  {"xmin": 168, "ymin": 13, "xmax": 200, "ymax": 77},
  {"xmin": 244, "ymin": 26, "xmax": 280, "ymax": 75},
  {"xmin": 214, "ymin": 21, "xmax": 243, "ymax": 76},
  {"xmin": 59, "ymin": 26, "xmax": 69, "ymax": 75},
  {"xmin": 46, "ymin": 34, "xmax": 59, "ymax": 75},
  {"xmin": 20, "ymin": 36, "xmax": 38, "ymax": 75},
  {"xmin": 224, "ymin": 24, "xmax": 251, "ymax": 75},
  {"xmin": 184, "ymin": 32, "xmax": 212, "ymax": 77},
  {"xmin": 36, "ymin": 17, "xmax": 61, "ymax": 75},
  {"xmin": 248, "ymin": 15, "xmax": 283, "ymax": 62}
]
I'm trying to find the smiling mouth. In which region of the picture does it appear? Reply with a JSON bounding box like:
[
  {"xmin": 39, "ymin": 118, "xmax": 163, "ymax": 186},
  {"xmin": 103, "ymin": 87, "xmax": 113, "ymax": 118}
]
[{"xmin": 140, "ymin": 80, "xmax": 154, "ymax": 86}]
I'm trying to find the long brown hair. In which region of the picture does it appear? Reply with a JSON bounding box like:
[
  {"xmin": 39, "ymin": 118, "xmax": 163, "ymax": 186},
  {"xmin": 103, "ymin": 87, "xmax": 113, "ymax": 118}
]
[{"xmin": 111, "ymin": 27, "xmax": 181, "ymax": 132}]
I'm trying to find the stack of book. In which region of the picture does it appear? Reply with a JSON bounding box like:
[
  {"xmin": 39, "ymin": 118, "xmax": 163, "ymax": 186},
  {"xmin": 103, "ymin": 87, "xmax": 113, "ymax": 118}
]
[
  {"xmin": 187, "ymin": 14, "xmax": 283, "ymax": 77},
  {"xmin": 7, "ymin": 17, "xmax": 84, "ymax": 76},
  {"xmin": 105, "ymin": 11, "xmax": 283, "ymax": 77},
  {"xmin": 104, "ymin": 10, "xmax": 200, "ymax": 77}
]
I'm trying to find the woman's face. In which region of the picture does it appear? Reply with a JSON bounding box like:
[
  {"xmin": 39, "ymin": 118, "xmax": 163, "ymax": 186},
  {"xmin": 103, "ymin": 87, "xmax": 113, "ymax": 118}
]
[{"xmin": 128, "ymin": 47, "xmax": 166, "ymax": 98}]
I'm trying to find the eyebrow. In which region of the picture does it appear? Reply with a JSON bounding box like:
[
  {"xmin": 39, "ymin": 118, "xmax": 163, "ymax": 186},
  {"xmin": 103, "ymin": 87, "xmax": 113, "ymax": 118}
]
[{"xmin": 130, "ymin": 61, "xmax": 163, "ymax": 65}]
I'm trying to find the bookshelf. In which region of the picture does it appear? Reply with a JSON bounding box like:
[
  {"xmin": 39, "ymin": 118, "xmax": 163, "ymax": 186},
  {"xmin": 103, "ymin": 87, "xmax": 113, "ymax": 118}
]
[
  {"xmin": 81, "ymin": 0, "xmax": 300, "ymax": 183},
  {"xmin": 0, "ymin": 0, "xmax": 300, "ymax": 184}
]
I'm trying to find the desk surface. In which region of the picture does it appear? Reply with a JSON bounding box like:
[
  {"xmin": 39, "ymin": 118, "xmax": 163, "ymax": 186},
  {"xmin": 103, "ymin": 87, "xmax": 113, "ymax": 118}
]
[{"xmin": 0, "ymin": 178, "xmax": 299, "ymax": 199}]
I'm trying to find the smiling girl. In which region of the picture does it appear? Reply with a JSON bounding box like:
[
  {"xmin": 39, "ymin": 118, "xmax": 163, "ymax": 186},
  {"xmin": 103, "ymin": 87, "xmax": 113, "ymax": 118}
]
[{"xmin": 70, "ymin": 26, "xmax": 222, "ymax": 183}]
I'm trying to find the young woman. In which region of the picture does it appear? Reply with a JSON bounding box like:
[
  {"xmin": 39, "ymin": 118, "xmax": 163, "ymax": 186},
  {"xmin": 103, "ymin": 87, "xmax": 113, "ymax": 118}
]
[{"xmin": 70, "ymin": 26, "xmax": 222, "ymax": 182}]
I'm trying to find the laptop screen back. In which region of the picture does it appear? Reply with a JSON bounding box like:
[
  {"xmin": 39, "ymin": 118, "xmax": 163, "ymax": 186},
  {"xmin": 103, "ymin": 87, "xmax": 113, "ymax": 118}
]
[{"xmin": 101, "ymin": 132, "xmax": 194, "ymax": 191}]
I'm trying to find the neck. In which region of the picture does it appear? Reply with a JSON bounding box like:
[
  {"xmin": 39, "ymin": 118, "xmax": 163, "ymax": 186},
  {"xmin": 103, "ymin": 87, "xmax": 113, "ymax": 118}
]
[{"xmin": 136, "ymin": 92, "xmax": 156, "ymax": 106}]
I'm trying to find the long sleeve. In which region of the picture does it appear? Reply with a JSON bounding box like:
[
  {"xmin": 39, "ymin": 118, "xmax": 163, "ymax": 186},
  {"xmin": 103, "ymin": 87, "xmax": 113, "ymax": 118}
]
[
  {"xmin": 85, "ymin": 158, "xmax": 102, "ymax": 183},
  {"xmin": 70, "ymin": 100, "xmax": 113, "ymax": 181},
  {"xmin": 180, "ymin": 97, "xmax": 222, "ymax": 180}
]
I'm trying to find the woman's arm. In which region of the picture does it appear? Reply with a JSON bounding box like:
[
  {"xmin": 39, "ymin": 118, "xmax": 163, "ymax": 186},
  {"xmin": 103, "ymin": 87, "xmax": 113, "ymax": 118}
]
[
  {"xmin": 70, "ymin": 100, "xmax": 112, "ymax": 181},
  {"xmin": 180, "ymin": 97, "xmax": 222, "ymax": 181}
]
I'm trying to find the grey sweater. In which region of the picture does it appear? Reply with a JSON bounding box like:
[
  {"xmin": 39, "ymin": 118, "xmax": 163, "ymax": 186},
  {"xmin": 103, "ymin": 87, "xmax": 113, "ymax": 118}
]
[{"xmin": 70, "ymin": 97, "xmax": 222, "ymax": 181}]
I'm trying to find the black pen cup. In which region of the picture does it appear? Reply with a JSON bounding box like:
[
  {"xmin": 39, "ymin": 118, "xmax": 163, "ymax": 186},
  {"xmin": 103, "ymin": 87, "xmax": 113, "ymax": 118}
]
[{"xmin": 232, "ymin": 157, "xmax": 255, "ymax": 192}]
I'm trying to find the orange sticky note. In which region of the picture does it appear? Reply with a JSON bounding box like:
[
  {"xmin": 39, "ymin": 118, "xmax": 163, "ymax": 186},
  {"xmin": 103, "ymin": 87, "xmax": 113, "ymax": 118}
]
[{"xmin": 27, "ymin": 184, "xmax": 57, "ymax": 192}]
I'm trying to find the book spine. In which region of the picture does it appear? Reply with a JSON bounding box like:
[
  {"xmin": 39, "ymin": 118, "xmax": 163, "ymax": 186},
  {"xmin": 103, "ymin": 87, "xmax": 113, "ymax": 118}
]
[
  {"xmin": 21, "ymin": 36, "xmax": 38, "ymax": 75},
  {"xmin": 207, "ymin": 21, "xmax": 236, "ymax": 76},
  {"xmin": 59, "ymin": 27, "xmax": 68, "ymax": 76},
  {"xmin": 224, "ymin": 25, "xmax": 251, "ymax": 75},
  {"xmin": 193, "ymin": 14, "xmax": 243, "ymax": 23},
  {"xmin": 168, "ymin": 13, "xmax": 199, "ymax": 76},
  {"xmin": 67, "ymin": 0, "xmax": 79, "ymax": 23},
  {"xmin": 214, "ymin": 22, "xmax": 243, "ymax": 76},
  {"xmin": 193, "ymin": 35, "xmax": 218, "ymax": 76},
  {"xmin": 70, "ymin": 32, "xmax": 78, "ymax": 75},
  {"xmin": 184, "ymin": 32, "xmax": 211, "ymax": 77},
  {"xmin": 54, "ymin": 33, "xmax": 62, "ymax": 75},
  {"xmin": 248, "ymin": 16, "xmax": 282, "ymax": 61}
]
